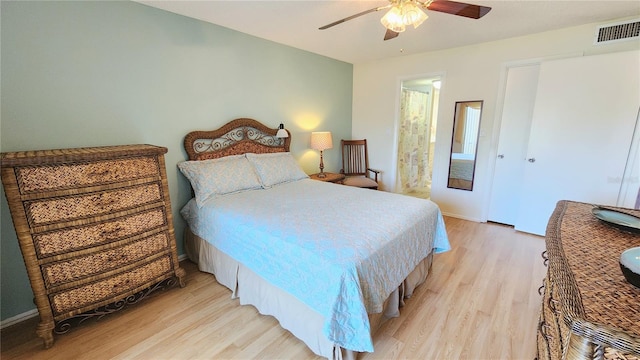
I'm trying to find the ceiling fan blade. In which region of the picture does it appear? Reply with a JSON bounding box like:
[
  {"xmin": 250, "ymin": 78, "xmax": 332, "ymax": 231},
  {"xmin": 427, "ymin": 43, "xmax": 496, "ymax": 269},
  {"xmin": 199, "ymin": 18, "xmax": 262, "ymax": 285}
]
[
  {"xmin": 384, "ymin": 29, "xmax": 399, "ymax": 41},
  {"xmin": 319, "ymin": 5, "xmax": 390, "ymax": 30},
  {"xmin": 426, "ymin": 0, "xmax": 491, "ymax": 19}
]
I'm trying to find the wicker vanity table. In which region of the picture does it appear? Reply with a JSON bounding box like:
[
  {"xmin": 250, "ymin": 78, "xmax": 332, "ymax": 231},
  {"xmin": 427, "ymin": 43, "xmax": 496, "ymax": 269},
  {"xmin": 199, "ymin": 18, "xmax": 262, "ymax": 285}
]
[
  {"xmin": 1, "ymin": 145, "xmax": 186, "ymax": 348},
  {"xmin": 537, "ymin": 200, "xmax": 639, "ymax": 359}
]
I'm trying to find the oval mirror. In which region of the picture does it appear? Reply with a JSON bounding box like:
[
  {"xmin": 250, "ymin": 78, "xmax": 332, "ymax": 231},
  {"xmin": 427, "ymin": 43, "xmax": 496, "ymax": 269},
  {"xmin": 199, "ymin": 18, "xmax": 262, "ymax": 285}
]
[{"xmin": 448, "ymin": 100, "xmax": 483, "ymax": 191}]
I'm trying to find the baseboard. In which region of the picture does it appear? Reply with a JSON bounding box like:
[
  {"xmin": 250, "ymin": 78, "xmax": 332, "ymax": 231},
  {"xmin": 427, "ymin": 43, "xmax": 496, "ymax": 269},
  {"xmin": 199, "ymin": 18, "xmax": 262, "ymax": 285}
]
[
  {"xmin": 0, "ymin": 309, "xmax": 38, "ymax": 330},
  {"xmin": 440, "ymin": 211, "xmax": 481, "ymax": 223},
  {"xmin": 1, "ymin": 255, "xmax": 191, "ymax": 330}
]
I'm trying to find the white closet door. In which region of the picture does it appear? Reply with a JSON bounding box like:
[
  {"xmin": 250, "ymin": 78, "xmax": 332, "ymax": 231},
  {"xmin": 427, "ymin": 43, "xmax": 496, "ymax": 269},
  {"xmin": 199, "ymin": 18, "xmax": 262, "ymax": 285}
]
[
  {"xmin": 488, "ymin": 64, "xmax": 540, "ymax": 225},
  {"xmin": 515, "ymin": 50, "xmax": 640, "ymax": 235}
]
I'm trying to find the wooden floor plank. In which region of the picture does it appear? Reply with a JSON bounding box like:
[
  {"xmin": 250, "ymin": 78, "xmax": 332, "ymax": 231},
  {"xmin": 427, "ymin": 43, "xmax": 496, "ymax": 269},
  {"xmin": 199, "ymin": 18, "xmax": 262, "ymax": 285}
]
[{"xmin": 1, "ymin": 217, "xmax": 545, "ymax": 359}]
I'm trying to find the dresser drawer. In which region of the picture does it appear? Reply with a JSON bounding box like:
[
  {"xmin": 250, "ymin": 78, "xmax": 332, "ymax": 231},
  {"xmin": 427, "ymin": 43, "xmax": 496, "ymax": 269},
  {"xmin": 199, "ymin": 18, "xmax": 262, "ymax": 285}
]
[
  {"xmin": 537, "ymin": 311, "xmax": 551, "ymax": 360},
  {"xmin": 33, "ymin": 207, "xmax": 167, "ymax": 258},
  {"xmin": 50, "ymin": 255, "xmax": 173, "ymax": 317},
  {"xmin": 550, "ymin": 282, "xmax": 570, "ymax": 358},
  {"xmin": 15, "ymin": 157, "xmax": 160, "ymax": 194},
  {"xmin": 25, "ymin": 183, "xmax": 163, "ymax": 227},
  {"xmin": 539, "ymin": 275, "xmax": 560, "ymax": 360},
  {"xmin": 42, "ymin": 232, "xmax": 170, "ymax": 288}
]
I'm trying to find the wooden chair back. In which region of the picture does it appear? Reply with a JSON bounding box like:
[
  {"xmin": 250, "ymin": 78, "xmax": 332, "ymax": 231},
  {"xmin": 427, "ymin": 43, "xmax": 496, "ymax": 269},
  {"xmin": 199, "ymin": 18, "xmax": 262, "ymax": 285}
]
[{"xmin": 341, "ymin": 139, "xmax": 370, "ymax": 177}]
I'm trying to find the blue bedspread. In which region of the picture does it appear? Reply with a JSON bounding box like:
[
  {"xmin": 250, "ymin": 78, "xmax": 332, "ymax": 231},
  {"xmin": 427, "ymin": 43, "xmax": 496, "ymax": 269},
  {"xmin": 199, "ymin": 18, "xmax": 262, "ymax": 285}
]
[{"xmin": 181, "ymin": 179, "xmax": 450, "ymax": 352}]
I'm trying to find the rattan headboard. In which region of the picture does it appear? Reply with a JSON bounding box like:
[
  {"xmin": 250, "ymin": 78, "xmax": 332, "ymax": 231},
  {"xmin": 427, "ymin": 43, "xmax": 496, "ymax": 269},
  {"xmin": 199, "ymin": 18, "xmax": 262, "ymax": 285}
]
[{"xmin": 183, "ymin": 118, "xmax": 291, "ymax": 161}]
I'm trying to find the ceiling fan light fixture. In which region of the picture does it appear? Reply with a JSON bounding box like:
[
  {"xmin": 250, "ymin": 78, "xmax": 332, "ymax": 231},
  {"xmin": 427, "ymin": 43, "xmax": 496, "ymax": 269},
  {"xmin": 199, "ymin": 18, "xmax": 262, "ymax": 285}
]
[
  {"xmin": 380, "ymin": 6, "xmax": 406, "ymax": 33},
  {"xmin": 319, "ymin": 0, "xmax": 491, "ymax": 42},
  {"xmin": 402, "ymin": 2, "xmax": 428, "ymax": 29},
  {"xmin": 381, "ymin": 1, "xmax": 428, "ymax": 33}
]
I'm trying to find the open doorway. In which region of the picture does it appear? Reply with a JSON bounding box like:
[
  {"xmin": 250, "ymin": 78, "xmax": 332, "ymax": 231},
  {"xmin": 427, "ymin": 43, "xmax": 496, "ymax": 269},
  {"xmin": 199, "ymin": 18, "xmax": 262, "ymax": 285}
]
[{"xmin": 397, "ymin": 77, "xmax": 441, "ymax": 199}]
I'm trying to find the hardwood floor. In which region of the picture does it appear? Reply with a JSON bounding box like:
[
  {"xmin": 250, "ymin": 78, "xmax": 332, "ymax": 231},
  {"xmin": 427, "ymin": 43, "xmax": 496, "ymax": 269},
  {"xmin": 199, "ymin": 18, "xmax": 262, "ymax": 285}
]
[{"xmin": 1, "ymin": 217, "xmax": 546, "ymax": 360}]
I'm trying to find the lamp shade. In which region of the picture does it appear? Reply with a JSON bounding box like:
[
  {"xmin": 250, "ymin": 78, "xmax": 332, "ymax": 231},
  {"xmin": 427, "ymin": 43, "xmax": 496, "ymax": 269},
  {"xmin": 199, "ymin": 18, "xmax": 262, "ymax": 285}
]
[
  {"xmin": 276, "ymin": 123, "xmax": 289, "ymax": 138},
  {"xmin": 380, "ymin": 6, "xmax": 405, "ymax": 33},
  {"xmin": 402, "ymin": 2, "xmax": 427, "ymax": 29},
  {"xmin": 310, "ymin": 131, "xmax": 333, "ymax": 151}
]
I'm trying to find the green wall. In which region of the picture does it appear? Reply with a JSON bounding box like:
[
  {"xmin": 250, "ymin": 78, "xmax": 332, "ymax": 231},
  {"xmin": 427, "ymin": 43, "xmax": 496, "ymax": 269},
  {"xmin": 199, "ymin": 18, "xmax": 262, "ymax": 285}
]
[{"xmin": 0, "ymin": 1, "xmax": 353, "ymax": 321}]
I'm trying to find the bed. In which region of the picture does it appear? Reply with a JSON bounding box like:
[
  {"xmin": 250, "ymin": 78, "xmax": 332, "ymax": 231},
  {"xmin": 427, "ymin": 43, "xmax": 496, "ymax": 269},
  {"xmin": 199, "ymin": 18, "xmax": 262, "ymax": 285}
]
[{"xmin": 178, "ymin": 118, "xmax": 450, "ymax": 359}]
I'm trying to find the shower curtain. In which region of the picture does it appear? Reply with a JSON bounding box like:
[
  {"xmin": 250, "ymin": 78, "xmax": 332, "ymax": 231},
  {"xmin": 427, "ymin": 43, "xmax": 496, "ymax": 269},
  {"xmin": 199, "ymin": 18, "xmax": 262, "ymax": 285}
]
[{"xmin": 398, "ymin": 89, "xmax": 431, "ymax": 193}]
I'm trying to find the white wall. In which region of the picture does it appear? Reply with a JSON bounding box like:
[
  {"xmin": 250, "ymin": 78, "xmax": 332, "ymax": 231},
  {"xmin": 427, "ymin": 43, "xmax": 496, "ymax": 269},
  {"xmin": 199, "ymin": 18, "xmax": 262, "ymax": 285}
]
[{"xmin": 352, "ymin": 18, "xmax": 640, "ymax": 221}]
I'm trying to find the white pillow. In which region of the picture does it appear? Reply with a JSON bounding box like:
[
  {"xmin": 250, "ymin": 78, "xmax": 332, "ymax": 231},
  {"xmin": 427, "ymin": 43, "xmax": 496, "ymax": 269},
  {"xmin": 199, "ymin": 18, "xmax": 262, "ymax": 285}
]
[
  {"xmin": 177, "ymin": 155, "xmax": 262, "ymax": 207},
  {"xmin": 246, "ymin": 152, "xmax": 308, "ymax": 188}
]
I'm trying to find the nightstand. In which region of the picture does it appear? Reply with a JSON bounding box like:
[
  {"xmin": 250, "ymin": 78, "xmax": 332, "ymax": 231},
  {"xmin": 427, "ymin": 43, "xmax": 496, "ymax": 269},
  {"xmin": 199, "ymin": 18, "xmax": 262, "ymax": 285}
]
[{"xmin": 309, "ymin": 172, "xmax": 345, "ymax": 184}]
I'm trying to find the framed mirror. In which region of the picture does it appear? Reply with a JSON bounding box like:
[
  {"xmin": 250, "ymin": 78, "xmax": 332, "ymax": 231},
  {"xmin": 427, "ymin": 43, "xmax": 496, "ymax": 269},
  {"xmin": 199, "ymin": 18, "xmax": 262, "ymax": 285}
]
[{"xmin": 448, "ymin": 100, "xmax": 483, "ymax": 191}]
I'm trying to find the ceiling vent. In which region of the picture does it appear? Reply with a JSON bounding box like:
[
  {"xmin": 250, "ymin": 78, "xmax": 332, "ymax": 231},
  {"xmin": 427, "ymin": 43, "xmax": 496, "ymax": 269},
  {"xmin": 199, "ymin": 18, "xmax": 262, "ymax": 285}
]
[{"xmin": 594, "ymin": 19, "xmax": 640, "ymax": 45}]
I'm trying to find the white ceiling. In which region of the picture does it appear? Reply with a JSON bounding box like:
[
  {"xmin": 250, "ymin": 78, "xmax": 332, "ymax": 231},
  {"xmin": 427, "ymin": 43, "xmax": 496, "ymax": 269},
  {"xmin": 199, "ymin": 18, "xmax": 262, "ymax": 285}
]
[{"xmin": 136, "ymin": 0, "xmax": 640, "ymax": 64}]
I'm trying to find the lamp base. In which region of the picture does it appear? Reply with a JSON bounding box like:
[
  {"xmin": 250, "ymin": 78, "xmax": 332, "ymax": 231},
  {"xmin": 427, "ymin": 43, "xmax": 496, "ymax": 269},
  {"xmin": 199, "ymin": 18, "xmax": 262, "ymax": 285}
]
[{"xmin": 317, "ymin": 150, "xmax": 326, "ymax": 178}]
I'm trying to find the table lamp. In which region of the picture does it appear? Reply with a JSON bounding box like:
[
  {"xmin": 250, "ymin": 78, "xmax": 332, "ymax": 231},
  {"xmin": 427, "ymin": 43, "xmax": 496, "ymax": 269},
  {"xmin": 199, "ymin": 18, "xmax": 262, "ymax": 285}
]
[{"xmin": 310, "ymin": 131, "xmax": 333, "ymax": 178}]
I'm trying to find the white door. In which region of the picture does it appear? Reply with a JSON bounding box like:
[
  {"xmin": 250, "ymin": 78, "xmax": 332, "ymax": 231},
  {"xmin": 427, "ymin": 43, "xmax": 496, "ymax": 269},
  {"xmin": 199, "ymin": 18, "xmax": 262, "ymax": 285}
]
[
  {"xmin": 514, "ymin": 50, "xmax": 640, "ymax": 235},
  {"xmin": 488, "ymin": 64, "xmax": 540, "ymax": 225}
]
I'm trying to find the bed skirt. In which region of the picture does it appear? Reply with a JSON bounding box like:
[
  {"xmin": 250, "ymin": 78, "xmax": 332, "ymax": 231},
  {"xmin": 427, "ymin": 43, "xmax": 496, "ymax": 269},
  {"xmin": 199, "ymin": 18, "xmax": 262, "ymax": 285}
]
[{"xmin": 184, "ymin": 228, "xmax": 434, "ymax": 360}]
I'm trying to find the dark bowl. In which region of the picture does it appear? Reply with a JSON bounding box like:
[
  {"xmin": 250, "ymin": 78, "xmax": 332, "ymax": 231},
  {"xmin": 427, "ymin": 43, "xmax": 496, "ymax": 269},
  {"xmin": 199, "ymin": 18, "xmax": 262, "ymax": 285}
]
[{"xmin": 620, "ymin": 247, "xmax": 640, "ymax": 289}]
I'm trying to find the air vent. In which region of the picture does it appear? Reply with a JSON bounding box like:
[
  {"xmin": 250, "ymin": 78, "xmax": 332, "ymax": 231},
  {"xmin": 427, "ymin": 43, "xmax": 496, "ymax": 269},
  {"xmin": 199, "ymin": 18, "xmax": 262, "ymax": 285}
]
[{"xmin": 594, "ymin": 19, "xmax": 640, "ymax": 44}]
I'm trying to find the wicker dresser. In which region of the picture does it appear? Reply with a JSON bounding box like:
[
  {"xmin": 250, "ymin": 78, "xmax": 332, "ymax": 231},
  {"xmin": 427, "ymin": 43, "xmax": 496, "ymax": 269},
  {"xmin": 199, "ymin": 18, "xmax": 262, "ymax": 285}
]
[
  {"xmin": 537, "ymin": 201, "xmax": 639, "ymax": 360},
  {"xmin": 0, "ymin": 144, "xmax": 186, "ymax": 348}
]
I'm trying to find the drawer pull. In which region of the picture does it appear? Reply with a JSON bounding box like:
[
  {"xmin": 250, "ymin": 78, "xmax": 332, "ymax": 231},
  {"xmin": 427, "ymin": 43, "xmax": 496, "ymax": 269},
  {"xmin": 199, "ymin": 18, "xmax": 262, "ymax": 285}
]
[
  {"xmin": 88, "ymin": 169, "xmax": 112, "ymax": 177},
  {"xmin": 548, "ymin": 297, "xmax": 559, "ymax": 314},
  {"xmin": 539, "ymin": 321, "xmax": 554, "ymax": 341},
  {"xmin": 108, "ymin": 254, "xmax": 128, "ymax": 261},
  {"xmin": 97, "ymin": 198, "xmax": 117, "ymax": 208},
  {"xmin": 100, "ymin": 227, "xmax": 124, "ymax": 238},
  {"xmin": 113, "ymin": 279, "xmax": 131, "ymax": 289}
]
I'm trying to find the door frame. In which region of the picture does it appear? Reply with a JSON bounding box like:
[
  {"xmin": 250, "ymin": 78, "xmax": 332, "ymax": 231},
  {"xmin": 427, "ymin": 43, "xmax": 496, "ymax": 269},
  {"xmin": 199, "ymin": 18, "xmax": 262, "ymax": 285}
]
[{"xmin": 392, "ymin": 72, "xmax": 446, "ymax": 194}]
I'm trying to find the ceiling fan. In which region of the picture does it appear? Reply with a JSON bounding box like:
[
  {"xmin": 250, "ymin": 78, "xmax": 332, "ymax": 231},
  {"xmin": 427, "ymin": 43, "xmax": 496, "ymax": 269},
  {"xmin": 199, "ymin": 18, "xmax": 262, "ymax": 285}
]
[{"xmin": 319, "ymin": 0, "xmax": 491, "ymax": 41}]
